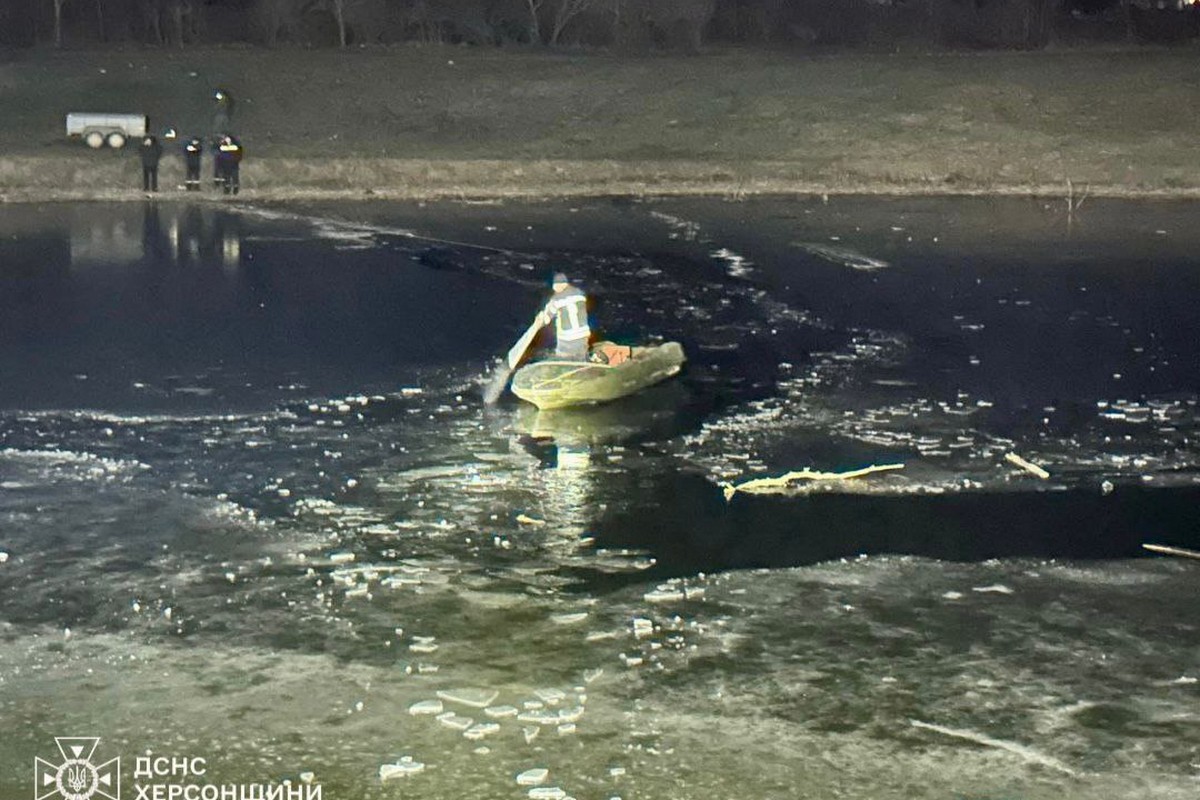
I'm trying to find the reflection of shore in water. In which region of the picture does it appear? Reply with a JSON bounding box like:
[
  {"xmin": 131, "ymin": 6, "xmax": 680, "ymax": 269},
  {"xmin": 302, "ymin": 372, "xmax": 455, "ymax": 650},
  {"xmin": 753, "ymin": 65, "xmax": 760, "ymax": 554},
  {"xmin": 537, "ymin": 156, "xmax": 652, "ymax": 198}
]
[
  {"xmin": 166, "ymin": 205, "xmax": 242, "ymax": 270},
  {"xmin": 66, "ymin": 203, "xmax": 243, "ymax": 270}
]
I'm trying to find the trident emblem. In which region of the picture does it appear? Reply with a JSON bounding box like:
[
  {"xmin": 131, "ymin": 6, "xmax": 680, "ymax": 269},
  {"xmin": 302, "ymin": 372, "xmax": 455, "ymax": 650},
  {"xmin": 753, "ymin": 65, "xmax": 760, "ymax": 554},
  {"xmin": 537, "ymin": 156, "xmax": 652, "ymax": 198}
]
[{"xmin": 34, "ymin": 738, "xmax": 120, "ymax": 800}]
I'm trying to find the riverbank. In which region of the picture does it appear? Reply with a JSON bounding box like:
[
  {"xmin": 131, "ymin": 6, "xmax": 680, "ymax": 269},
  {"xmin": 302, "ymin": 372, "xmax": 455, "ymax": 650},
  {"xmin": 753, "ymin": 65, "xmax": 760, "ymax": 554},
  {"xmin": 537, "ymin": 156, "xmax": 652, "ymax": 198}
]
[{"xmin": 2, "ymin": 45, "xmax": 1199, "ymax": 201}]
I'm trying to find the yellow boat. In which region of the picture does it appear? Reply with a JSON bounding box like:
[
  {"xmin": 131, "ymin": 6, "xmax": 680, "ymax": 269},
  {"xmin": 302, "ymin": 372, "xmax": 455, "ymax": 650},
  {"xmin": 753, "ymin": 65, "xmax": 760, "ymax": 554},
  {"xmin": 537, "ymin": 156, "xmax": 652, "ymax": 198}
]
[{"xmin": 510, "ymin": 341, "xmax": 686, "ymax": 410}]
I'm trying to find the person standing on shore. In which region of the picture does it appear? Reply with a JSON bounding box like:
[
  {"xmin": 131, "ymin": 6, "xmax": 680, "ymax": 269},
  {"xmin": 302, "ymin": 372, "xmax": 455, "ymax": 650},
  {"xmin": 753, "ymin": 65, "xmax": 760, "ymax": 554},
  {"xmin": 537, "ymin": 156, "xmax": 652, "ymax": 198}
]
[
  {"xmin": 215, "ymin": 135, "xmax": 243, "ymax": 195},
  {"xmin": 210, "ymin": 88, "xmax": 235, "ymax": 188},
  {"xmin": 538, "ymin": 272, "xmax": 591, "ymax": 361},
  {"xmin": 138, "ymin": 134, "xmax": 163, "ymax": 193},
  {"xmin": 183, "ymin": 136, "xmax": 203, "ymax": 191}
]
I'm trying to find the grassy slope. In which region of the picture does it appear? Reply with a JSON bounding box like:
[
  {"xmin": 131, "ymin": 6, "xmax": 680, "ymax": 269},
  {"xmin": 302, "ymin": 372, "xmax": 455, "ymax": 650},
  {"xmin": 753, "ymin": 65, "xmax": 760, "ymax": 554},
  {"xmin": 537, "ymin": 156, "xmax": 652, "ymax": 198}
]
[{"xmin": 1, "ymin": 45, "xmax": 1199, "ymax": 199}]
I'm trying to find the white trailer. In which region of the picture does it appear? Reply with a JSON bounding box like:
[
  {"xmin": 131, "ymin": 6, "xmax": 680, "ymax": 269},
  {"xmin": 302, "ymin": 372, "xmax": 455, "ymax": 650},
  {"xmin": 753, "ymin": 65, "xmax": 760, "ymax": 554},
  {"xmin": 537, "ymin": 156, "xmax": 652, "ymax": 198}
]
[{"xmin": 65, "ymin": 112, "xmax": 148, "ymax": 149}]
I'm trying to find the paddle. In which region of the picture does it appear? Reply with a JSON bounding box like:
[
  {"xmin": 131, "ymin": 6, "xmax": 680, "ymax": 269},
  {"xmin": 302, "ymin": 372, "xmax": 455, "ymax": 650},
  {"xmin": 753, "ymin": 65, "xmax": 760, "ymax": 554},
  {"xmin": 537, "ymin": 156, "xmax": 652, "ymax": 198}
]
[{"xmin": 482, "ymin": 314, "xmax": 545, "ymax": 405}]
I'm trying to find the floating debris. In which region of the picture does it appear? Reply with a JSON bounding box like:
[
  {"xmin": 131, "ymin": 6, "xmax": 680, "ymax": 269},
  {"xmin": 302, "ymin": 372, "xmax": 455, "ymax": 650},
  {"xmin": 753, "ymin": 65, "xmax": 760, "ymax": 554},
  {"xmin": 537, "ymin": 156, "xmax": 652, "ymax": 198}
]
[
  {"xmin": 1143, "ymin": 542, "xmax": 1200, "ymax": 561},
  {"xmin": 972, "ymin": 584, "xmax": 1014, "ymax": 595},
  {"xmin": 1004, "ymin": 452, "xmax": 1050, "ymax": 480},
  {"xmin": 522, "ymin": 726, "xmax": 539, "ymax": 744},
  {"xmin": 909, "ymin": 719, "xmax": 1076, "ymax": 777},
  {"xmin": 516, "ymin": 514, "xmax": 547, "ymax": 526},
  {"xmin": 722, "ymin": 463, "xmax": 905, "ymax": 501}
]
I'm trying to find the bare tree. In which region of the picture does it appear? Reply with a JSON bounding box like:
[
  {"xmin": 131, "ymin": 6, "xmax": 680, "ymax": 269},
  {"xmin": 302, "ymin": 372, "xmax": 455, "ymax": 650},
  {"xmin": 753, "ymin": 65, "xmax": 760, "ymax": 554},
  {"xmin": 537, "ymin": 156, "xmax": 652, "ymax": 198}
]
[
  {"xmin": 51, "ymin": 0, "xmax": 67, "ymax": 46},
  {"xmin": 253, "ymin": 0, "xmax": 300, "ymax": 45},
  {"xmin": 522, "ymin": 0, "xmax": 544, "ymax": 42},
  {"xmin": 94, "ymin": 0, "xmax": 106, "ymax": 41},
  {"xmin": 167, "ymin": 0, "xmax": 194, "ymax": 46},
  {"xmin": 305, "ymin": 0, "xmax": 384, "ymax": 46},
  {"xmin": 524, "ymin": 0, "xmax": 600, "ymax": 44},
  {"xmin": 139, "ymin": 0, "xmax": 164, "ymax": 43},
  {"xmin": 547, "ymin": 0, "xmax": 596, "ymax": 43},
  {"xmin": 330, "ymin": 0, "xmax": 348, "ymax": 45}
]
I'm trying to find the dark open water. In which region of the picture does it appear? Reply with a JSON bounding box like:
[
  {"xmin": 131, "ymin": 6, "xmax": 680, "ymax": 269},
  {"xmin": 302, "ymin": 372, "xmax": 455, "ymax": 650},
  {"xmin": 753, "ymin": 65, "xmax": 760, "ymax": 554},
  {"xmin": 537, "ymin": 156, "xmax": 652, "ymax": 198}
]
[{"xmin": 0, "ymin": 197, "xmax": 1197, "ymax": 800}]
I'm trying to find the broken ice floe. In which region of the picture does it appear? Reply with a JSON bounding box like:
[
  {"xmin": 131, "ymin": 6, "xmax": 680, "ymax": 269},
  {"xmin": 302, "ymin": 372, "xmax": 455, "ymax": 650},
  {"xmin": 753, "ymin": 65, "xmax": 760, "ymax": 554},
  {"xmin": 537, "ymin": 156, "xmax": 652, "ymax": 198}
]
[
  {"xmin": 643, "ymin": 587, "xmax": 685, "ymax": 604},
  {"xmin": 795, "ymin": 242, "xmax": 890, "ymax": 270},
  {"xmin": 710, "ymin": 248, "xmax": 754, "ymax": 278},
  {"xmin": 436, "ymin": 711, "xmax": 474, "ymax": 731},
  {"xmin": 516, "ymin": 768, "xmax": 549, "ymax": 786},
  {"xmin": 534, "ymin": 688, "xmax": 566, "ymax": 705},
  {"xmin": 484, "ymin": 705, "xmax": 519, "ymax": 719},
  {"xmin": 409, "ymin": 636, "xmax": 439, "ymax": 653},
  {"xmin": 436, "ymin": 688, "xmax": 499, "ymax": 708},
  {"xmin": 971, "ymin": 584, "xmax": 1014, "ymax": 595},
  {"xmin": 463, "ymin": 722, "xmax": 500, "ymax": 740},
  {"xmin": 527, "ymin": 788, "xmax": 567, "ymax": 800},
  {"xmin": 408, "ymin": 700, "xmax": 444, "ymax": 716},
  {"xmin": 649, "ymin": 210, "xmax": 701, "ymax": 241},
  {"xmin": 379, "ymin": 757, "xmax": 425, "ymax": 781},
  {"xmin": 550, "ymin": 612, "xmax": 589, "ymax": 625}
]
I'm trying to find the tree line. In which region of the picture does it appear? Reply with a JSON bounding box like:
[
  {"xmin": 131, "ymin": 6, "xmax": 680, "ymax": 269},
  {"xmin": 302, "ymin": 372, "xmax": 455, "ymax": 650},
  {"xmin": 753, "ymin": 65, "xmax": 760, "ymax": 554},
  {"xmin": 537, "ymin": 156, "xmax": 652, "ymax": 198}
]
[{"xmin": 0, "ymin": 0, "xmax": 1186, "ymax": 52}]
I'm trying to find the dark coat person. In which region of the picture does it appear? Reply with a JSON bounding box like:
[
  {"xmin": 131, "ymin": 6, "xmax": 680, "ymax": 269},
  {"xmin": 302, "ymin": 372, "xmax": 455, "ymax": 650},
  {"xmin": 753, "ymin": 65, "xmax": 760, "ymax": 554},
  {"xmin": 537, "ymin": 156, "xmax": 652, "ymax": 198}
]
[
  {"xmin": 215, "ymin": 135, "xmax": 244, "ymax": 196},
  {"xmin": 183, "ymin": 137, "xmax": 203, "ymax": 191},
  {"xmin": 138, "ymin": 135, "xmax": 163, "ymax": 192}
]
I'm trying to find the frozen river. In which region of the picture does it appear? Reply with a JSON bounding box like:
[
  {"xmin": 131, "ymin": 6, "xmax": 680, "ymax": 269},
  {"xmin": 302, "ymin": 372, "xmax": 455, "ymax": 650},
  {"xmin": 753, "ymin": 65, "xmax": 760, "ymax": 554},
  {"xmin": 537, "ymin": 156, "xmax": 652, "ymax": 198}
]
[{"xmin": 0, "ymin": 196, "xmax": 1198, "ymax": 800}]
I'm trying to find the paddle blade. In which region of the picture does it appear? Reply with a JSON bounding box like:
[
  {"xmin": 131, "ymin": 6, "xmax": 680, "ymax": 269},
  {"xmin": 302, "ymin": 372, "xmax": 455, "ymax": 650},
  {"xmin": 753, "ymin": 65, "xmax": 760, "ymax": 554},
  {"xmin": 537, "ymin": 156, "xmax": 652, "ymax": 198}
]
[
  {"xmin": 482, "ymin": 364, "xmax": 511, "ymax": 405},
  {"xmin": 485, "ymin": 314, "xmax": 543, "ymax": 405}
]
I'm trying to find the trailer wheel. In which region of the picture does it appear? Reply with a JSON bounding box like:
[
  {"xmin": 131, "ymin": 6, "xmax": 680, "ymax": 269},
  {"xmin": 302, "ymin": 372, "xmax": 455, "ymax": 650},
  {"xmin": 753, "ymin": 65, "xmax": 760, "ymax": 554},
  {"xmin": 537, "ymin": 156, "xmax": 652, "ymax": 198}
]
[
  {"xmin": 85, "ymin": 131, "xmax": 105, "ymax": 149},
  {"xmin": 106, "ymin": 132, "xmax": 126, "ymax": 149}
]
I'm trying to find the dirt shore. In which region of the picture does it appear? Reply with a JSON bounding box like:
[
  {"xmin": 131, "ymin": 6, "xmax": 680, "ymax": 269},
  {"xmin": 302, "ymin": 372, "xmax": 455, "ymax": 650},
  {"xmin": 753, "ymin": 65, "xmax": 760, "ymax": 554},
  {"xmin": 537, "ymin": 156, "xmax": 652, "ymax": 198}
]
[{"xmin": 2, "ymin": 45, "xmax": 1199, "ymax": 202}]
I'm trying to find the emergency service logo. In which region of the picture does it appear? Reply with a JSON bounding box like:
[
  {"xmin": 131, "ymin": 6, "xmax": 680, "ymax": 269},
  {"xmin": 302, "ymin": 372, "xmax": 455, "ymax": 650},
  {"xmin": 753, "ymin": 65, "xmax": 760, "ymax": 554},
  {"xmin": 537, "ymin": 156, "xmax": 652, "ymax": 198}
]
[{"xmin": 34, "ymin": 738, "xmax": 120, "ymax": 800}]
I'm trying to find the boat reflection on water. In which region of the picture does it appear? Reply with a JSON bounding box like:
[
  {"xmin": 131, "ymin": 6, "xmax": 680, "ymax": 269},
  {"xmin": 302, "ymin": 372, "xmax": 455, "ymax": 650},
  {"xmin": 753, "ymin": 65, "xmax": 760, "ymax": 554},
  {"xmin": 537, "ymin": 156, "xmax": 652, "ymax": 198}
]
[
  {"xmin": 511, "ymin": 379, "xmax": 693, "ymax": 447},
  {"xmin": 510, "ymin": 380, "xmax": 695, "ymax": 544}
]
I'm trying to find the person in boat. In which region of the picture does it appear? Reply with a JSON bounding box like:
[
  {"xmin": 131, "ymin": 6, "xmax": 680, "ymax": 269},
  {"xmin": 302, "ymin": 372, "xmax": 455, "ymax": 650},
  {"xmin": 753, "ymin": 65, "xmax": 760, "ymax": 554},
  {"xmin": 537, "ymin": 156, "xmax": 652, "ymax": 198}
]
[{"xmin": 538, "ymin": 272, "xmax": 591, "ymax": 361}]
